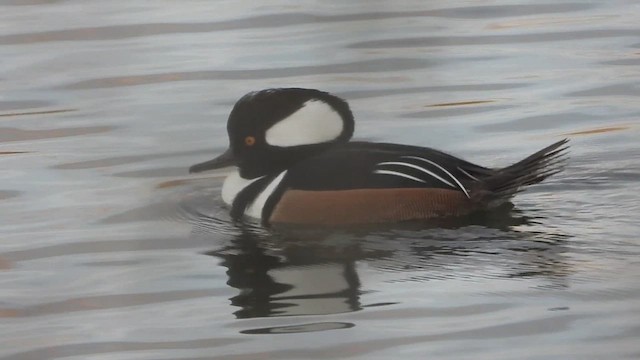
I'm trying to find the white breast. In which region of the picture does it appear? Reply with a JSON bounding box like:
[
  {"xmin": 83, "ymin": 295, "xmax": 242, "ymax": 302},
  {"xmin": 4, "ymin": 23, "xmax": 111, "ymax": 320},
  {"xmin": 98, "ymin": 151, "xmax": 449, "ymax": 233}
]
[
  {"xmin": 221, "ymin": 170, "xmax": 261, "ymax": 205},
  {"xmin": 221, "ymin": 169, "xmax": 288, "ymax": 219}
]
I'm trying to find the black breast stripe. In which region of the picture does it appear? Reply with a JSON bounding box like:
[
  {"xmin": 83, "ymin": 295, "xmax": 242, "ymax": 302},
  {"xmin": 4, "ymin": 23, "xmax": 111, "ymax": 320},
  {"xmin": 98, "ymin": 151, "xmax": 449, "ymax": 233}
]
[
  {"xmin": 261, "ymin": 173, "xmax": 290, "ymax": 226},
  {"xmin": 230, "ymin": 176, "xmax": 273, "ymax": 220}
]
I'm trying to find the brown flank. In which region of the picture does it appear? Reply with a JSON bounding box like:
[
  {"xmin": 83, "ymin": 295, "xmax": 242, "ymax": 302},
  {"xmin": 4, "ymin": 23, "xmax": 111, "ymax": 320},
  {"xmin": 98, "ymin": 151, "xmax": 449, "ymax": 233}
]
[{"xmin": 269, "ymin": 188, "xmax": 473, "ymax": 225}]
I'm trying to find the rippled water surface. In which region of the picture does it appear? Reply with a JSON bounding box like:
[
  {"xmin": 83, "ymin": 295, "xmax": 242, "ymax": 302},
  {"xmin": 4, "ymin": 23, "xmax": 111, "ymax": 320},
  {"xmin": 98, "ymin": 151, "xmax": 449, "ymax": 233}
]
[{"xmin": 2, "ymin": 1, "xmax": 640, "ymax": 359}]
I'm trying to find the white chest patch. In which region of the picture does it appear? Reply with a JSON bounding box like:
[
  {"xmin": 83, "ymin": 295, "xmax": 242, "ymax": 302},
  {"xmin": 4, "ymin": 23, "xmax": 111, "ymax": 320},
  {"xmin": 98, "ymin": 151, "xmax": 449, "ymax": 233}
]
[
  {"xmin": 221, "ymin": 170, "xmax": 261, "ymax": 205},
  {"xmin": 265, "ymin": 100, "xmax": 343, "ymax": 147},
  {"xmin": 221, "ymin": 169, "xmax": 287, "ymax": 220}
]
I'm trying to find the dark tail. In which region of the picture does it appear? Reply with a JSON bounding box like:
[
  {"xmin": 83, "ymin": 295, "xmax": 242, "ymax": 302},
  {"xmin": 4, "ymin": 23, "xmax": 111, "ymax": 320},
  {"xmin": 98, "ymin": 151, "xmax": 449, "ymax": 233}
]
[{"xmin": 482, "ymin": 139, "xmax": 569, "ymax": 201}]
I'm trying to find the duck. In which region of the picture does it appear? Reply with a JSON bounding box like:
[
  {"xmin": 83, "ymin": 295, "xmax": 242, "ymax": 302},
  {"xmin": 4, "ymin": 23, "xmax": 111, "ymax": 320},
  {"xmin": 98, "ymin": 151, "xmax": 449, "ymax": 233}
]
[{"xmin": 189, "ymin": 88, "xmax": 568, "ymax": 226}]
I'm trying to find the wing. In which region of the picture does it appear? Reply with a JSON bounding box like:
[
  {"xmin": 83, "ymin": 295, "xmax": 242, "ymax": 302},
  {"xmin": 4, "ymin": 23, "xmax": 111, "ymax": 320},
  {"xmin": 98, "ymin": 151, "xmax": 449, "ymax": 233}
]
[{"xmin": 282, "ymin": 142, "xmax": 494, "ymax": 198}]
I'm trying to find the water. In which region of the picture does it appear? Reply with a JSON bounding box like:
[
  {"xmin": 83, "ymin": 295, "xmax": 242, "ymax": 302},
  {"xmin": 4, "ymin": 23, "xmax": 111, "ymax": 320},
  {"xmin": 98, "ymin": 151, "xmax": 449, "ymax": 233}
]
[{"xmin": 1, "ymin": 1, "xmax": 639, "ymax": 359}]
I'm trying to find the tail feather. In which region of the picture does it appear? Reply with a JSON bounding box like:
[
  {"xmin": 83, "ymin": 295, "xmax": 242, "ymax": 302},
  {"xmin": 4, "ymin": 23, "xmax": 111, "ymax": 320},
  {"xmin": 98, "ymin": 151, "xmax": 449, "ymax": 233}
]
[{"xmin": 481, "ymin": 139, "xmax": 569, "ymax": 200}]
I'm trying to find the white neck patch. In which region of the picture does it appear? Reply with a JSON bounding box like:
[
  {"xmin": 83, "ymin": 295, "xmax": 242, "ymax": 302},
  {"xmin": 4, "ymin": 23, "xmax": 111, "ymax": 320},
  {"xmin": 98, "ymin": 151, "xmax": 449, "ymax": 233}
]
[
  {"xmin": 221, "ymin": 170, "xmax": 262, "ymax": 205},
  {"xmin": 265, "ymin": 100, "xmax": 344, "ymax": 147}
]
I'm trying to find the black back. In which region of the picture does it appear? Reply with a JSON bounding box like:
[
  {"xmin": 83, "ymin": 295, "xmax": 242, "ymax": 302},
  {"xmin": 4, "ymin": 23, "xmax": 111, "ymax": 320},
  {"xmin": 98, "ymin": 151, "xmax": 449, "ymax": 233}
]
[{"xmin": 283, "ymin": 141, "xmax": 493, "ymax": 191}]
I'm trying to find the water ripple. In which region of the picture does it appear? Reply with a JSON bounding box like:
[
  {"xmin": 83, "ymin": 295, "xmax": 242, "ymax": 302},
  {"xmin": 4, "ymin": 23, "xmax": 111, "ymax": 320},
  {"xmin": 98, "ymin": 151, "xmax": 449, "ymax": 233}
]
[
  {"xmin": 349, "ymin": 29, "xmax": 639, "ymax": 49},
  {"xmin": 0, "ymin": 4, "xmax": 593, "ymax": 45},
  {"xmin": 0, "ymin": 338, "xmax": 247, "ymax": 360},
  {"xmin": 61, "ymin": 58, "xmax": 437, "ymax": 89},
  {"xmin": 0, "ymin": 126, "xmax": 114, "ymax": 143}
]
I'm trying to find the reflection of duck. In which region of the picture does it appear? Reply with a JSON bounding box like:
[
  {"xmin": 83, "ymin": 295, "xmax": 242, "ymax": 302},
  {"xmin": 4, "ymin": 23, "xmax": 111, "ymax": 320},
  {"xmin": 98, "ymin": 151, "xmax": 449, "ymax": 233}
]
[
  {"xmin": 199, "ymin": 211, "xmax": 571, "ymax": 320},
  {"xmin": 190, "ymin": 88, "xmax": 568, "ymax": 226},
  {"xmin": 205, "ymin": 229, "xmax": 375, "ymax": 318}
]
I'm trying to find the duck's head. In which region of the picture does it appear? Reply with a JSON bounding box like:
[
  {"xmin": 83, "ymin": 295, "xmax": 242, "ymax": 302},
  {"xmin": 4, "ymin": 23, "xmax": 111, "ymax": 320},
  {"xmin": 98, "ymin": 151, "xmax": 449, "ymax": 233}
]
[{"xmin": 189, "ymin": 88, "xmax": 354, "ymax": 179}]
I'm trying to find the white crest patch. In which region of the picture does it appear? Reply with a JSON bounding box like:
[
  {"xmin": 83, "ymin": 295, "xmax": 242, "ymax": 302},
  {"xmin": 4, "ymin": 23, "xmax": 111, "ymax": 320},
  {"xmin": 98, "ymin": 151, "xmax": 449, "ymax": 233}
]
[{"xmin": 265, "ymin": 100, "xmax": 343, "ymax": 147}]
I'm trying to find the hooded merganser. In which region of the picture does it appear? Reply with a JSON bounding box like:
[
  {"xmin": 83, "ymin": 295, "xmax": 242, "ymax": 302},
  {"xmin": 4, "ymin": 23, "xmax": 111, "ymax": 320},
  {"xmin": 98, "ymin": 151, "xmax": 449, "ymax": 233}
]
[{"xmin": 189, "ymin": 88, "xmax": 568, "ymax": 226}]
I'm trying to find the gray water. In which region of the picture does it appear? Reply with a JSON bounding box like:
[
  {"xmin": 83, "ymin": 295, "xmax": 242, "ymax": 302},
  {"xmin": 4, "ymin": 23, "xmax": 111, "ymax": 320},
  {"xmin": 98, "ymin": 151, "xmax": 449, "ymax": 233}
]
[{"xmin": 1, "ymin": 1, "xmax": 640, "ymax": 359}]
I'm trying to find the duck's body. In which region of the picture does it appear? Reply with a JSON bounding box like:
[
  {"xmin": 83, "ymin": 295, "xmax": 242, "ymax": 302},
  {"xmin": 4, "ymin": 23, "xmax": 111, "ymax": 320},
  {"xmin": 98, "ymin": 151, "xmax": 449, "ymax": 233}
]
[{"xmin": 190, "ymin": 88, "xmax": 568, "ymax": 226}]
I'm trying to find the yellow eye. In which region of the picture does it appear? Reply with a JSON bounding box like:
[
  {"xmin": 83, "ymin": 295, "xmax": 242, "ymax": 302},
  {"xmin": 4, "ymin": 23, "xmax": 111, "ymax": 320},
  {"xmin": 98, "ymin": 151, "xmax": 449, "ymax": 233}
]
[{"xmin": 244, "ymin": 136, "xmax": 256, "ymax": 146}]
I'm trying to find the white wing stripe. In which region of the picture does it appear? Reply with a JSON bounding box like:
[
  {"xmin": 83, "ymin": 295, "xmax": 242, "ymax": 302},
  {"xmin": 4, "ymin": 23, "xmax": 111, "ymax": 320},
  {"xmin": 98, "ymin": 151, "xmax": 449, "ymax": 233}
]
[
  {"xmin": 458, "ymin": 167, "xmax": 480, "ymax": 181},
  {"xmin": 402, "ymin": 156, "xmax": 471, "ymax": 199},
  {"xmin": 373, "ymin": 169, "xmax": 426, "ymax": 184},
  {"xmin": 377, "ymin": 161, "xmax": 455, "ymax": 188}
]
